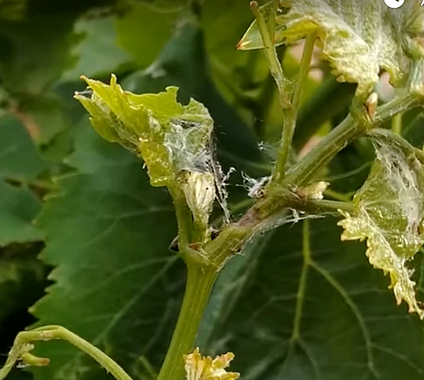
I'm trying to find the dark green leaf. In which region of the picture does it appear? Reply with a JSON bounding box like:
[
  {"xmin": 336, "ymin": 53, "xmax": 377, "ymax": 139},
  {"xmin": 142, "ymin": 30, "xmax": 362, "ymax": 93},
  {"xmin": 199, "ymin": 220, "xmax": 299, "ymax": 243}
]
[
  {"xmin": 115, "ymin": 2, "xmax": 179, "ymax": 68},
  {"xmin": 294, "ymin": 77, "xmax": 355, "ymax": 151},
  {"xmin": 0, "ymin": 115, "xmax": 48, "ymax": 246},
  {"xmin": 32, "ymin": 119, "xmax": 184, "ymax": 380},
  {"xmin": 0, "ymin": 182, "xmax": 43, "ymax": 245},
  {"xmin": 403, "ymin": 111, "xmax": 424, "ymax": 148},
  {"xmin": 61, "ymin": 15, "xmax": 132, "ymax": 83},
  {"xmin": 0, "ymin": 115, "xmax": 49, "ymax": 181},
  {"xmin": 0, "ymin": 17, "xmax": 75, "ymax": 95},
  {"xmin": 202, "ymin": 219, "xmax": 424, "ymax": 379},
  {"xmin": 17, "ymin": 95, "xmax": 71, "ymax": 161}
]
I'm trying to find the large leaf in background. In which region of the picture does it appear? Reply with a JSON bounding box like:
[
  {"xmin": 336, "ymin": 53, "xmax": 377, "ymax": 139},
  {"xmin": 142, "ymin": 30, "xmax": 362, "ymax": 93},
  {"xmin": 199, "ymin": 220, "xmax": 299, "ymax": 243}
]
[
  {"xmin": 0, "ymin": 116, "xmax": 49, "ymax": 181},
  {"xmin": 115, "ymin": 2, "xmax": 179, "ymax": 68},
  {"xmin": 0, "ymin": 14, "xmax": 75, "ymax": 159},
  {"xmin": 0, "ymin": 1, "xmax": 128, "ymax": 158},
  {"xmin": 201, "ymin": 219, "xmax": 424, "ymax": 379},
  {"xmin": 61, "ymin": 2, "xmax": 185, "ymax": 83},
  {"xmin": 0, "ymin": 17, "xmax": 75, "ymax": 95},
  {"xmin": 32, "ymin": 118, "xmax": 185, "ymax": 380},
  {"xmin": 13, "ymin": 95, "xmax": 72, "ymax": 162},
  {"xmin": 0, "ymin": 116, "xmax": 48, "ymax": 245},
  {"xmin": 239, "ymin": 0, "xmax": 424, "ymax": 96},
  {"xmin": 0, "ymin": 181, "xmax": 43, "ymax": 245},
  {"xmin": 61, "ymin": 15, "xmax": 132, "ymax": 82}
]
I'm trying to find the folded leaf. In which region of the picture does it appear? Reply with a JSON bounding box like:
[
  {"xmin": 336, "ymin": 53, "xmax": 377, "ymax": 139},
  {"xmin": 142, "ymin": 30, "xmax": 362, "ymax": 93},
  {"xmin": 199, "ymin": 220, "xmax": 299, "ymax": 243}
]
[
  {"xmin": 75, "ymin": 75, "xmax": 214, "ymax": 187},
  {"xmin": 338, "ymin": 132, "xmax": 424, "ymax": 318},
  {"xmin": 239, "ymin": 0, "xmax": 424, "ymax": 96}
]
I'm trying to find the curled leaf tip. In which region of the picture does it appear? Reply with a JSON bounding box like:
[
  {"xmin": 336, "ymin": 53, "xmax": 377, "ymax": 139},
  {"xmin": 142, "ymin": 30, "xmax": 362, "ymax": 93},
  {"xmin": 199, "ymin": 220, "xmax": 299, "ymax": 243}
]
[
  {"xmin": 184, "ymin": 348, "xmax": 240, "ymax": 380},
  {"xmin": 75, "ymin": 76, "xmax": 214, "ymax": 187}
]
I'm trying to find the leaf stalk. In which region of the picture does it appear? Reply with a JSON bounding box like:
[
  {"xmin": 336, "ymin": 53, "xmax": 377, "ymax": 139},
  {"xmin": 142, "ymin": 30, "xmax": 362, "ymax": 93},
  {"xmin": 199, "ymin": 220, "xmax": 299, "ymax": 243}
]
[
  {"xmin": 250, "ymin": 1, "xmax": 288, "ymax": 107},
  {"xmin": 0, "ymin": 326, "xmax": 133, "ymax": 380},
  {"xmin": 272, "ymin": 32, "xmax": 317, "ymax": 182}
]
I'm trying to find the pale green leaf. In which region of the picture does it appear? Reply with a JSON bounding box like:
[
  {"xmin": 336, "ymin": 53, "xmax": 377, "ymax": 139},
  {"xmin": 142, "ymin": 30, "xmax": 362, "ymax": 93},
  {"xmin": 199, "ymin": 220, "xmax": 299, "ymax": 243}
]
[
  {"xmin": 339, "ymin": 130, "xmax": 424, "ymax": 318},
  {"xmin": 75, "ymin": 76, "xmax": 214, "ymax": 187},
  {"xmin": 239, "ymin": 0, "xmax": 424, "ymax": 95}
]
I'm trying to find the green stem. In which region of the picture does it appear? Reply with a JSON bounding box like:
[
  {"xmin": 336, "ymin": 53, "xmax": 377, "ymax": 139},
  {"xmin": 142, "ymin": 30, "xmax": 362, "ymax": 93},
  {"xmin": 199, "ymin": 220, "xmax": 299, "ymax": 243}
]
[
  {"xmin": 0, "ymin": 326, "xmax": 133, "ymax": 380},
  {"xmin": 169, "ymin": 187, "xmax": 193, "ymax": 248},
  {"xmin": 324, "ymin": 189, "xmax": 352, "ymax": 202},
  {"xmin": 250, "ymin": 1, "xmax": 288, "ymax": 106},
  {"xmin": 157, "ymin": 263, "xmax": 217, "ymax": 380},
  {"xmin": 307, "ymin": 199, "xmax": 354, "ymax": 214},
  {"xmin": 285, "ymin": 114, "xmax": 357, "ymax": 186},
  {"xmin": 392, "ymin": 113, "xmax": 402, "ymax": 135},
  {"xmin": 272, "ymin": 33, "xmax": 316, "ymax": 182},
  {"xmin": 267, "ymin": 0, "xmax": 279, "ymax": 40},
  {"xmin": 285, "ymin": 94, "xmax": 417, "ymax": 186}
]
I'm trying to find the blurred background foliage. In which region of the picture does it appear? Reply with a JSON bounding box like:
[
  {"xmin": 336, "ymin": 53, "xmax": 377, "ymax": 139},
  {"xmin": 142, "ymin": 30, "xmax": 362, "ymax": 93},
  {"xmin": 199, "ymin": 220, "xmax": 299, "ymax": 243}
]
[{"xmin": 1, "ymin": 1, "xmax": 424, "ymax": 380}]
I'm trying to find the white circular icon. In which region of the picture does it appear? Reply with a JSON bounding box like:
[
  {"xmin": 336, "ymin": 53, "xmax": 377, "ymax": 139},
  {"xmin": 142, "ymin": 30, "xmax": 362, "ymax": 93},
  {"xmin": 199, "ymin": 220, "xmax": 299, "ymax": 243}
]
[{"xmin": 384, "ymin": 0, "xmax": 405, "ymax": 8}]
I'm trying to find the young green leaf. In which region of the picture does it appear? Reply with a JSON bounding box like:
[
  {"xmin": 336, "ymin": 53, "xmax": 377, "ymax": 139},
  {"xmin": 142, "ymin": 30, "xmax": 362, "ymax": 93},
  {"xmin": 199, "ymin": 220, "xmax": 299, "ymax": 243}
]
[
  {"xmin": 338, "ymin": 131, "xmax": 424, "ymax": 318},
  {"xmin": 75, "ymin": 75, "xmax": 214, "ymax": 188},
  {"xmin": 239, "ymin": 0, "xmax": 424, "ymax": 96}
]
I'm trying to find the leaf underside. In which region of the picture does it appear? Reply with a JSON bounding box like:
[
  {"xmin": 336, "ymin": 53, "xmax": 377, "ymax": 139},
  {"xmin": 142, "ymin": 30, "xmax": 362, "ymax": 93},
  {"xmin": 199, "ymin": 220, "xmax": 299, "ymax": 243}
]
[
  {"xmin": 339, "ymin": 132, "xmax": 424, "ymax": 318},
  {"xmin": 239, "ymin": 0, "xmax": 424, "ymax": 96}
]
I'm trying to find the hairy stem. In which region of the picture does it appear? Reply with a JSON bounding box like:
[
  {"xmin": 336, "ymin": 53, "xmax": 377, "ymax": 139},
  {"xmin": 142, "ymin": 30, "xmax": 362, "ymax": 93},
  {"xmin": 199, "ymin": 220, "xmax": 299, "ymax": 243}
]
[
  {"xmin": 157, "ymin": 263, "xmax": 217, "ymax": 380},
  {"xmin": 308, "ymin": 199, "xmax": 354, "ymax": 214},
  {"xmin": 284, "ymin": 114, "xmax": 357, "ymax": 186},
  {"xmin": 285, "ymin": 94, "xmax": 417, "ymax": 186},
  {"xmin": 272, "ymin": 33, "xmax": 317, "ymax": 182},
  {"xmin": 0, "ymin": 326, "xmax": 133, "ymax": 380}
]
